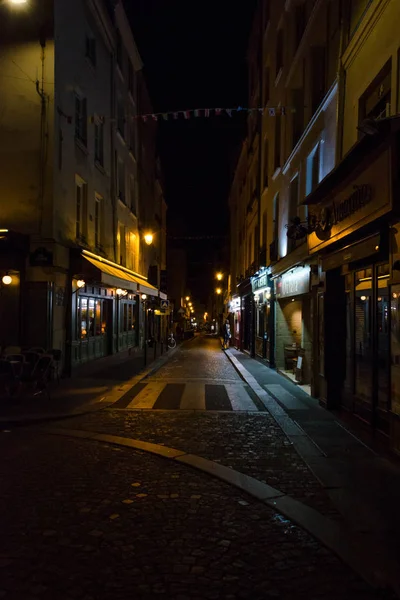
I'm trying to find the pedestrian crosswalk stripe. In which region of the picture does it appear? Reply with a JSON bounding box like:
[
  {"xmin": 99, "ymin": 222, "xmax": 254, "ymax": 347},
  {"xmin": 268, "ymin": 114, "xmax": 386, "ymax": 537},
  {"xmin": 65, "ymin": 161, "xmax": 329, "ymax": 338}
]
[
  {"xmin": 224, "ymin": 384, "xmax": 259, "ymax": 412},
  {"xmin": 127, "ymin": 382, "xmax": 166, "ymax": 409},
  {"xmin": 121, "ymin": 382, "xmax": 260, "ymax": 412},
  {"xmin": 180, "ymin": 383, "xmax": 206, "ymax": 410}
]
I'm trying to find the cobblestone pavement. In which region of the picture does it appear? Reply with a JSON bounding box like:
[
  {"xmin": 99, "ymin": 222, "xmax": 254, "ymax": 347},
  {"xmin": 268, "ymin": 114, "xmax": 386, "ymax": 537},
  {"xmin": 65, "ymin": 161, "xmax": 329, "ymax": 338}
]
[
  {"xmin": 53, "ymin": 411, "xmax": 339, "ymax": 518},
  {"xmin": 0, "ymin": 430, "xmax": 384, "ymax": 600}
]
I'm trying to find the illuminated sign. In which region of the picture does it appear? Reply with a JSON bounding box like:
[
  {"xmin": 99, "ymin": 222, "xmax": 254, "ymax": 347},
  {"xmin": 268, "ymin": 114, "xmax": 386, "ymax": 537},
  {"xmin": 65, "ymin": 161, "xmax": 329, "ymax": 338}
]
[{"xmin": 274, "ymin": 266, "xmax": 310, "ymax": 299}]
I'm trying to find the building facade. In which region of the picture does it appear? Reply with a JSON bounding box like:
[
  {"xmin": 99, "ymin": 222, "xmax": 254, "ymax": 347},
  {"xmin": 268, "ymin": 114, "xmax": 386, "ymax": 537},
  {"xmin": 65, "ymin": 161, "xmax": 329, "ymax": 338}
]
[
  {"xmin": 229, "ymin": 0, "xmax": 400, "ymax": 452},
  {"xmin": 0, "ymin": 0, "xmax": 167, "ymax": 374}
]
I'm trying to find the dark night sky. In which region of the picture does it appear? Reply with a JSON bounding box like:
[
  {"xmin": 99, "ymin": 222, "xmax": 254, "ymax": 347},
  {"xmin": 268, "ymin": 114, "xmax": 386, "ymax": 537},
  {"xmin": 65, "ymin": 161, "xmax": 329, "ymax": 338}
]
[{"xmin": 124, "ymin": 0, "xmax": 257, "ymax": 302}]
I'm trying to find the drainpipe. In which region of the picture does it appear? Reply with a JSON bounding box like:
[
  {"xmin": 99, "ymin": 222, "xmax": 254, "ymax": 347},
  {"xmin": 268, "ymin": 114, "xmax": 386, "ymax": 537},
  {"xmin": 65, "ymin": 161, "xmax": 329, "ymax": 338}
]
[{"xmin": 36, "ymin": 34, "xmax": 48, "ymax": 237}]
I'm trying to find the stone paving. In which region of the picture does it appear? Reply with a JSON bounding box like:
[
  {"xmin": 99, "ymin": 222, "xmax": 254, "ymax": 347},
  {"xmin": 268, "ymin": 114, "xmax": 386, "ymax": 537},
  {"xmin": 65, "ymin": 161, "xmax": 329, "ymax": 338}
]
[
  {"xmin": 0, "ymin": 430, "xmax": 386, "ymax": 600},
  {"xmin": 52, "ymin": 410, "xmax": 339, "ymax": 518}
]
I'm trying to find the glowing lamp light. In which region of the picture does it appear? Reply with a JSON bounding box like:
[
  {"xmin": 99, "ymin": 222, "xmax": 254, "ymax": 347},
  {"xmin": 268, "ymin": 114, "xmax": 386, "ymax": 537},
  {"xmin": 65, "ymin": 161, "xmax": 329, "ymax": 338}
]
[
  {"xmin": 216, "ymin": 272, "xmax": 223, "ymax": 281},
  {"xmin": 2, "ymin": 275, "xmax": 12, "ymax": 285},
  {"xmin": 10, "ymin": 0, "xmax": 28, "ymax": 4},
  {"xmin": 361, "ymin": 295, "xmax": 367, "ymax": 301},
  {"xmin": 144, "ymin": 233, "xmax": 153, "ymax": 246},
  {"xmin": 216, "ymin": 288, "xmax": 222, "ymax": 295},
  {"xmin": 116, "ymin": 288, "xmax": 125, "ymax": 296},
  {"xmin": 141, "ymin": 294, "xmax": 147, "ymax": 300},
  {"xmin": 76, "ymin": 279, "xmax": 85, "ymax": 289}
]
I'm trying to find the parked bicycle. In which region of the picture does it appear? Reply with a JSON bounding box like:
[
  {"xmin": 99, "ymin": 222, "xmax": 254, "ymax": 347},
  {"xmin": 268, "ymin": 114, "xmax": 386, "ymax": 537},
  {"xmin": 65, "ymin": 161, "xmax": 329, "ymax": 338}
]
[{"xmin": 167, "ymin": 332, "xmax": 176, "ymax": 349}]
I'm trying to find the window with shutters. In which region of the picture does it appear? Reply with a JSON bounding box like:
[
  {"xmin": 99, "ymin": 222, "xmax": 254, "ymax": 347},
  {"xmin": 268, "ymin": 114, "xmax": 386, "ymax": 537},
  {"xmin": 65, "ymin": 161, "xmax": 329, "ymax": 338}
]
[
  {"xmin": 75, "ymin": 95, "xmax": 87, "ymax": 145},
  {"xmin": 311, "ymin": 47, "xmax": 326, "ymax": 113},
  {"xmin": 306, "ymin": 142, "xmax": 320, "ymax": 196}
]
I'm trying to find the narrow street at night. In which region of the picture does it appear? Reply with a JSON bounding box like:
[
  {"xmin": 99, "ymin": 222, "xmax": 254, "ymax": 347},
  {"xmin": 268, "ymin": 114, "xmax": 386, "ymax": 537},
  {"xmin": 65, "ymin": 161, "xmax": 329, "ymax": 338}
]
[{"xmin": 1, "ymin": 334, "xmax": 399, "ymax": 599}]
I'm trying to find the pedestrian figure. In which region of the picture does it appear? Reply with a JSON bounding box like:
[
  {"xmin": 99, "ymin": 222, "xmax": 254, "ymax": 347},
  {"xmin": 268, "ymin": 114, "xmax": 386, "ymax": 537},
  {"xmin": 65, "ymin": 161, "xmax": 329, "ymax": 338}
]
[{"xmin": 222, "ymin": 319, "xmax": 231, "ymax": 350}]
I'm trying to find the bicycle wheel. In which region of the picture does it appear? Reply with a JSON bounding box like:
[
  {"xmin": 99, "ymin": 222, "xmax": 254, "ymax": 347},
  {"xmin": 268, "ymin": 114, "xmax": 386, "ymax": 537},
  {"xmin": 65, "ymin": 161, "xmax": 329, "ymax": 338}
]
[{"xmin": 168, "ymin": 338, "xmax": 176, "ymax": 349}]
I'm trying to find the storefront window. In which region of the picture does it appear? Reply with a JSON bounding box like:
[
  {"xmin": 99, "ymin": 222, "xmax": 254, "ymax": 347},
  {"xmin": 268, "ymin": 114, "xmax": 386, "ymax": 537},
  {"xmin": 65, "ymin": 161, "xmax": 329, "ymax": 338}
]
[
  {"xmin": 377, "ymin": 264, "xmax": 390, "ymax": 413},
  {"xmin": 80, "ymin": 297, "xmax": 88, "ymax": 339},
  {"xmin": 95, "ymin": 299, "xmax": 102, "ymax": 336},
  {"xmin": 78, "ymin": 296, "xmax": 108, "ymax": 339},
  {"xmin": 391, "ymin": 284, "xmax": 400, "ymax": 415},
  {"xmin": 354, "ymin": 268, "xmax": 373, "ymax": 406},
  {"xmin": 257, "ymin": 304, "xmax": 265, "ymax": 338},
  {"xmin": 88, "ymin": 298, "xmax": 95, "ymax": 337}
]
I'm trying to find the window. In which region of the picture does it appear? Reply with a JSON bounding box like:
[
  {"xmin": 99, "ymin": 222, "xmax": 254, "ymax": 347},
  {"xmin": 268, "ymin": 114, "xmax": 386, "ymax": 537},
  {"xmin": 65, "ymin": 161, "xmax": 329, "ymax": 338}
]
[
  {"xmin": 288, "ymin": 175, "xmax": 299, "ymax": 252},
  {"xmin": 306, "ymin": 142, "xmax": 320, "ymax": 196},
  {"xmin": 94, "ymin": 120, "xmax": 104, "ymax": 165},
  {"xmin": 118, "ymin": 223, "xmax": 126, "ymax": 265},
  {"xmin": 311, "ymin": 47, "xmax": 326, "ymax": 113},
  {"xmin": 263, "ymin": 137, "xmax": 269, "ymax": 188},
  {"xmin": 359, "ymin": 61, "xmax": 391, "ymax": 124},
  {"xmin": 292, "ymin": 88, "xmax": 304, "ymax": 147},
  {"xmin": 248, "ymin": 234, "xmax": 252, "ymax": 267},
  {"xmin": 117, "ymin": 96, "xmax": 125, "ymax": 138},
  {"xmin": 128, "ymin": 61, "xmax": 135, "ymax": 97},
  {"xmin": 94, "ymin": 195, "xmax": 102, "ymax": 249},
  {"xmin": 116, "ymin": 29, "xmax": 123, "ymax": 70},
  {"xmin": 117, "ymin": 158, "xmax": 125, "ymax": 202},
  {"xmin": 78, "ymin": 297, "xmax": 106, "ymax": 339},
  {"xmin": 75, "ymin": 95, "xmax": 87, "ymax": 145},
  {"xmin": 276, "ymin": 29, "xmax": 283, "ymax": 77},
  {"xmin": 274, "ymin": 114, "xmax": 281, "ymax": 170},
  {"xmin": 294, "ymin": 3, "xmax": 306, "ymax": 50},
  {"xmin": 130, "ymin": 175, "xmax": 137, "ymax": 214},
  {"xmin": 75, "ymin": 177, "xmax": 88, "ymax": 241},
  {"xmin": 85, "ymin": 35, "xmax": 96, "ymax": 67},
  {"xmin": 263, "ymin": 67, "xmax": 270, "ymax": 106},
  {"xmin": 273, "ymin": 193, "xmax": 279, "ymax": 242},
  {"xmin": 129, "ymin": 117, "xmax": 137, "ymax": 154},
  {"xmin": 262, "ymin": 210, "xmax": 267, "ymax": 248}
]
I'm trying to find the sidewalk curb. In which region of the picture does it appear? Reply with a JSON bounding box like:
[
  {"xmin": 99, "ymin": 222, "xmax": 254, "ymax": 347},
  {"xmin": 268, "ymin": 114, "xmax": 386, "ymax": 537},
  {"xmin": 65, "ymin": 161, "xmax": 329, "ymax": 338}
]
[
  {"xmin": 0, "ymin": 344, "xmax": 181, "ymax": 428},
  {"xmin": 35, "ymin": 425, "xmax": 396, "ymax": 596},
  {"xmin": 224, "ymin": 350, "xmax": 326, "ymax": 458}
]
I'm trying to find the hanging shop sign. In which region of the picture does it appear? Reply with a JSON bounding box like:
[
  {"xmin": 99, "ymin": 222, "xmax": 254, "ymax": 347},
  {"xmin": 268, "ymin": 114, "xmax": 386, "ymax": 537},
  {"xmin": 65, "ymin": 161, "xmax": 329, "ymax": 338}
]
[
  {"xmin": 29, "ymin": 246, "xmax": 53, "ymax": 267},
  {"xmin": 309, "ymin": 150, "xmax": 391, "ymax": 253},
  {"xmin": 252, "ymin": 271, "xmax": 268, "ymax": 292},
  {"xmin": 275, "ymin": 266, "xmax": 310, "ymax": 299},
  {"xmin": 230, "ymin": 297, "xmax": 241, "ymax": 311}
]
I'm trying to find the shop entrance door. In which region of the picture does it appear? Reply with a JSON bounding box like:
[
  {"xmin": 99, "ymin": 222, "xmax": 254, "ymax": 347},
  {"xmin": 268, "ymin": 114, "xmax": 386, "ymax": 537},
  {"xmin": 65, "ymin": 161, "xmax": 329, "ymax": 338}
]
[{"xmin": 345, "ymin": 264, "xmax": 390, "ymax": 433}]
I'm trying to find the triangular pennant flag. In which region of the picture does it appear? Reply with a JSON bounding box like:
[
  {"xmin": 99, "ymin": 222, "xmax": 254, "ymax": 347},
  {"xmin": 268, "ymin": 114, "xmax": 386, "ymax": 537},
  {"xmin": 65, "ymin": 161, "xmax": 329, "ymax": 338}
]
[
  {"xmin": 280, "ymin": 106, "xmax": 286, "ymax": 115},
  {"xmin": 173, "ymin": 112, "xmax": 179, "ymax": 120},
  {"xmin": 215, "ymin": 108, "xmax": 222, "ymax": 116},
  {"xmin": 204, "ymin": 108, "xmax": 210, "ymax": 117},
  {"xmin": 226, "ymin": 109, "xmax": 232, "ymax": 117},
  {"xmin": 237, "ymin": 106, "xmax": 242, "ymax": 112},
  {"xmin": 258, "ymin": 108, "xmax": 263, "ymax": 114},
  {"xmin": 162, "ymin": 113, "xmax": 168, "ymax": 121},
  {"xmin": 152, "ymin": 114, "xmax": 158, "ymax": 121},
  {"xmin": 268, "ymin": 107, "xmax": 276, "ymax": 116},
  {"xmin": 194, "ymin": 109, "xmax": 200, "ymax": 117},
  {"xmin": 142, "ymin": 115, "xmax": 148, "ymax": 122},
  {"xmin": 183, "ymin": 111, "xmax": 190, "ymax": 119}
]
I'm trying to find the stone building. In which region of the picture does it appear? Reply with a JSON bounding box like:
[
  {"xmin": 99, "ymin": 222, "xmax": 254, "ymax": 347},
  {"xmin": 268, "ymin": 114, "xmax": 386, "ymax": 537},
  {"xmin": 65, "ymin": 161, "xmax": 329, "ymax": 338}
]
[{"xmin": 0, "ymin": 0, "xmax": 167, "ymax": 373}]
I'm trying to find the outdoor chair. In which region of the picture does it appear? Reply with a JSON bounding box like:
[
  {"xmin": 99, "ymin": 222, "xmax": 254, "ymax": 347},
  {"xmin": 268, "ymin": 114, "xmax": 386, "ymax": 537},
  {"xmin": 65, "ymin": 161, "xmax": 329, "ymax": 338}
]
[
  {"xmin": 5, "ymin": 354, "xmax": 26, "ymax": 377},
  {"xmin": 0, "ymin": 359, "xmax": 19, "ymax": 397},
  {"xmin": 19, "ymin": 354, "xmax": 53, "ymax": 399},
  {"xmin": 22, "ymin": 351, "xmax": 41, "ymax": 376},
  {"xmin": 47, "ymin": 349, "xmax": 62, "ymax": 383},
  {"xmin": 28, "ymin": 347, "xmax": 46, "ymax": 355}
]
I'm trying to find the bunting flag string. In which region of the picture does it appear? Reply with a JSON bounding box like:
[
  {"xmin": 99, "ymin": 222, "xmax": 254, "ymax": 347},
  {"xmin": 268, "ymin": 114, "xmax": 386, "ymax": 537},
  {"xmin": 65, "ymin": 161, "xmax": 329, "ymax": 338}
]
[{"xmin": 84, "ymin": 105, "xmax": 296, "ymax": 125}]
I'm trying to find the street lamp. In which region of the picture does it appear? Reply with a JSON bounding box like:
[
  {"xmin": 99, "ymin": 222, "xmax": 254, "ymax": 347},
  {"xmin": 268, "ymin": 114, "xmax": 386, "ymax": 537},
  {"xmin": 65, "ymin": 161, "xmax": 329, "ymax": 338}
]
[
  {"xmin": 216, "ymin": 272, "xmax": 223, "ymax": 281},
  {"xmin": 144, "ymin": 232, "xmax": 154, "ymax": 246},
  {"xmin": 216, "ymin": 288, "xmax": 222, "ymax": 295},
  {"xmin": 9, "ymin": 0, "xmax": 28, "ymax": 4},
  {"xmin": 185, "ymin": 296, "xmax": 190, "ymax": 302},
  {"xmin": 2, "ymin": 275, "xmax": 12, "ymax": 285},
  {"xmin": 76, "ymin": 279, "xmax": 85, "ymax": 289}
]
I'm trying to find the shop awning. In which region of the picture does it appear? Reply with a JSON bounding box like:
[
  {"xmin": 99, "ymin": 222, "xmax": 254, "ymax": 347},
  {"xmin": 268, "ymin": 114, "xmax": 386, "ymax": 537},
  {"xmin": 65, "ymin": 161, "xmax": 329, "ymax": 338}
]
[{"xmin": 81, "ymin": 252, "xmax": 159, "ymax": 297}]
